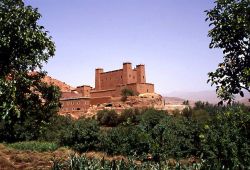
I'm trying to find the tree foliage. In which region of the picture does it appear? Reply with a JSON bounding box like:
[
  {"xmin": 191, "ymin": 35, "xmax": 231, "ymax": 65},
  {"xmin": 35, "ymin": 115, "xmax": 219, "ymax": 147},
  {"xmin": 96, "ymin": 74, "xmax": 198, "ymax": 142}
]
[
  {"xmin": 206, "ymin": 0, "xmax": 250, "ymax": 103},
  {"xmin": 201, "ymin": 106, "xmax": 250, "ymax": 169},
  {"xmin": 121, "ymin": 88, "xmax": 135, "ymax": 101},
  {"xmin": 96, "ymin": 109, "xmax": 120, "ymax": 127},
  {"xmin": 0, "ymin": 0, "xmax": 60, "ymax": 142},
  {"xmin": 59, "ymin": 118, "xmax": 100, "ymax": 153}
]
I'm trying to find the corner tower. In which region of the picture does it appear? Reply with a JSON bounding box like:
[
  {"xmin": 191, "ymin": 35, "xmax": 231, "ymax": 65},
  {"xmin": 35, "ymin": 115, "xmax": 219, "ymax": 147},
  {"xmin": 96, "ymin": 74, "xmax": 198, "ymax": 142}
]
[
  {"xmin": 136, "ymin": 64, "xmax": 146, "ymax": 83},
  {"xmin": 122, "ymin": 62, "xmax": 132, "ymax": 84},
  {"xmin": 95, "ymin": 68, "xmax": 103, "ymax": 90}
]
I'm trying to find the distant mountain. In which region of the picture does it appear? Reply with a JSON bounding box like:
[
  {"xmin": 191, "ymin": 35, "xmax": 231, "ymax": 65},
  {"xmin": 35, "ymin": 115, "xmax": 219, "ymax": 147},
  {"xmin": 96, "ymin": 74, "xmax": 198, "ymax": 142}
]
[
  {"xmin": 165, "ymin": 90, "xmax": 250, "ymax": 105},
  {"xmin": 164, "ymin": 96, "xmax": 186, "ymax": 104},
  {"xmin": 164, "ymin": 96, "xmax": 196, "ymax": 106}
]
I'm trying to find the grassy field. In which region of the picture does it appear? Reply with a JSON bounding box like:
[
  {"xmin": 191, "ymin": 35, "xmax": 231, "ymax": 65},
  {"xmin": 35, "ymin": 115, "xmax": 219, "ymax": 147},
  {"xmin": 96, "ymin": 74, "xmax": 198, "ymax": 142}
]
[
  {"xmin": 0, "ymin": 143, "xmax": 71, "ymax": 169},
  {"xmin": 0, "ymin": 142, "xmax": 200, "ymax": 170},
  {"xmin": 0, "ymin": 142, "xmax": 128, "ymax": 170},
  {"xmin": 7, "ymin": 141, "xmax": 59, "ymax": 152}
]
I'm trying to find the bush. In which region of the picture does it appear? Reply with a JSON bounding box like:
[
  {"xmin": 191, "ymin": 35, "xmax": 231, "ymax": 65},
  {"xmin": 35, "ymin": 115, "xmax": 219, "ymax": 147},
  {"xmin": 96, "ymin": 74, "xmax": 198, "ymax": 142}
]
[
  {"xmin": 193, "ymin": 101, "xmax": 223, "ymax": 117},
  {"xmin": 100, "ymin": 125, "xmax": 151, "ymax": 156},
  {"xmin": 151, "ymin": 116, "xmax": 200, "ymax": 160},
  {"xmin": 97, "ymin": 109, "xmax": 119, "ymax": 127},
  {"xmin": 121, "ymin": 88, "xmax": 135, "ymax": 101},
  {"xmin": 201, "ymin": 105, "xmax": 250, "ymax": 169},
  {"xmin": 119, "ymin": 108, "xmax": 141, "ymax": 124},
  {"xmin": 138, "ymin": 108, "xmax": 167, "ymax": 132},
  {"xmin": 59, "ymin": 118, "xmax": 100, "ymax": 153},
  {"xmin": 52, "ymin": 154, "xmax": 203, "ymax": 170},
  {"xmin": 6, "ymin": 141, "xmax": 59, "ymax": 152},
  {"xmin": 39, "ymin": 114, "xmax": 73, "ymax": 142}
]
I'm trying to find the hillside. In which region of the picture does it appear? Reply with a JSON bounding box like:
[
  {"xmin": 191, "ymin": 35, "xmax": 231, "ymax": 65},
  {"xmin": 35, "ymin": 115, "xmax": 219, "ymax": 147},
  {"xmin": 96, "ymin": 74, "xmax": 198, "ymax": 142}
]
[{"xmin": 43, "ymin": 76, "xmax": 74, "ymax": 92}]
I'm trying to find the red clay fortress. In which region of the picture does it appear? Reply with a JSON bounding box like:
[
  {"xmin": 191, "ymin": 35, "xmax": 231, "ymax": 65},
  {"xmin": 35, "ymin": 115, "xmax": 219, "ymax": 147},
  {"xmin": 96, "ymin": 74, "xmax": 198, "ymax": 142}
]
[
  {"xmin": 92, "ymin": 62, "xmax": 154, "ymax": 98},
  {"xmin": 47, "ymin": 62, "xmax": 155, "ymax": 116}
]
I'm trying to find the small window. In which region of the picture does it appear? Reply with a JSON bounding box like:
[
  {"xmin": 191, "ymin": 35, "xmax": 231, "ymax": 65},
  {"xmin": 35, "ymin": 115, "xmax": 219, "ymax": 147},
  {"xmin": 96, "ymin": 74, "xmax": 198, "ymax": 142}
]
[
  {"xmin": 121, "ymin": 76, "xmax": 122, "ymax": 79},
  {"xmin": 77, "ymin": 108, "xmax": 80, "ymax": 110},
  {"xmin": 143, "ymin": 76, "xmax": 145, "ymax": 79},
  {"xmin": 147, "ymin": 89, "xmax": 149, "ymax": 92}
]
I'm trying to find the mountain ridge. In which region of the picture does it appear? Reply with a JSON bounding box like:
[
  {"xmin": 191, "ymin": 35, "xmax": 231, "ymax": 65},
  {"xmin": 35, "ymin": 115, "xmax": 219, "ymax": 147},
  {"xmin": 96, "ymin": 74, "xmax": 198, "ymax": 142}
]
[{"xmin": 165, "ymin": 90, "xmax": 250, "ymax": 105}]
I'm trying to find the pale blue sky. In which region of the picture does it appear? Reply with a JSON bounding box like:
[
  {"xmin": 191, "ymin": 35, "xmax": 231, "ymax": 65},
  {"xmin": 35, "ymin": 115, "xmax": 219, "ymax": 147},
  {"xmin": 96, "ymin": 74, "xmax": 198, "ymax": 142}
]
[{"xmin": 27, "ymin": 0, "xmax": 222, "ymax": 95}]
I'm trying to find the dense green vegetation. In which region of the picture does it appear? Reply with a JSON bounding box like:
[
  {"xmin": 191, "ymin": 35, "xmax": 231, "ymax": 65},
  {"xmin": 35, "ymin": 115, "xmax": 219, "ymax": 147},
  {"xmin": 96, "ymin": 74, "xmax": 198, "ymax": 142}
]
[
  {"xmin": 48, "ymin": 103, "xmax": 250, "ymax": 169},
  {"xmin": 0, "ymin": 0, "xmax": 61, "ymax": 142},
  {"xmin": 6, "ymin": 141, "xmax": 59, "ymax": 152},
  {"xmin": 51, "ymin": 154, "xmax": 203, "ymax": 170},
  {"xmin": 121, "ymin": 88, "xmax": 136, "ymax": 101},
  {"xmin": 5, "ymin": 103, "xmax": 244, "ymax": 169},
  {"xmin": 206, "ymin": 0, "xmax": 250, "ymax": 102}
]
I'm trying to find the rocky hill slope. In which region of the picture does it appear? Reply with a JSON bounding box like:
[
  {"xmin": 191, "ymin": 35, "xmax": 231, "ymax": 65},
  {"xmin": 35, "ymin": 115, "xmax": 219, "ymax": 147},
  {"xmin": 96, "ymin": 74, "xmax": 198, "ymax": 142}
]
[{"xmin": 43, "ymin": 76, "xmax": 74, "ymax": 92}]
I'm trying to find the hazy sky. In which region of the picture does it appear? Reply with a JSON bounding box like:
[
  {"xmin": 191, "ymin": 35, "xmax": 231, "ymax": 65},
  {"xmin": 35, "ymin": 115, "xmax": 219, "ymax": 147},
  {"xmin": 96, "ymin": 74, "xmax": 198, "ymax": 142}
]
[{"xmin": 27, "ymin": 0, "xmax": 222, "ymax": 95}]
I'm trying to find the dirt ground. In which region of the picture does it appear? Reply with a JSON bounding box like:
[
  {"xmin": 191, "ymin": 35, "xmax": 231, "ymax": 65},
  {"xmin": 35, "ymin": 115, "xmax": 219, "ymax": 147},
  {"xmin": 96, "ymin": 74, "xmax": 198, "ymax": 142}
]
[
  {"xmin": 0, "ymin": 144, "xmax": 72, "ymax": 170},
  {"xmin": 0, "ymin": 144, "xmax": 198, "ymax": 169},
  {"xmin": 0, "ymin": 144, "xmax": 128, "ymax": 170}
]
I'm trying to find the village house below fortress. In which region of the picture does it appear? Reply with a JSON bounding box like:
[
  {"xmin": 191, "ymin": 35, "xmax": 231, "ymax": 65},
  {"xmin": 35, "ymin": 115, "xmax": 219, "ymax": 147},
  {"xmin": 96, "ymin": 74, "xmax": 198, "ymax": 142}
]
[{"xmin": 45, "ymin": 62, "xmax": 155, "ymax": 116}]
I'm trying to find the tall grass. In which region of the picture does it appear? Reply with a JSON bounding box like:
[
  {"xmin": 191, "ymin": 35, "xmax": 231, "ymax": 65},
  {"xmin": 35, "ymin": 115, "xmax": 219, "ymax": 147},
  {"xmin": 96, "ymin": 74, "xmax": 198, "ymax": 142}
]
[
  {"xmin": 51, "ymin": 154, "xmax": 203, "ymax": 170},
  {"xmin": 7, "ymin": 141, "xmax": 59, "ymax": 152}
]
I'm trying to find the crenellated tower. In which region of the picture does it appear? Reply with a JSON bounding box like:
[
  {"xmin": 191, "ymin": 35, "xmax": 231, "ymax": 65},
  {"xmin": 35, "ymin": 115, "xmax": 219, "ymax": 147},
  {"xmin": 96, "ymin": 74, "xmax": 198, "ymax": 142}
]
[
  {"xmin": 136, "ymin": 64, "xmax": 146, "ymax": 83},
  {"xmin": 95, "ymin": 68, "xmax": 103, "ymax": 90},
  {"xmin": 122, "ymin": 62, "xmax": 132, "ymax": 84}
]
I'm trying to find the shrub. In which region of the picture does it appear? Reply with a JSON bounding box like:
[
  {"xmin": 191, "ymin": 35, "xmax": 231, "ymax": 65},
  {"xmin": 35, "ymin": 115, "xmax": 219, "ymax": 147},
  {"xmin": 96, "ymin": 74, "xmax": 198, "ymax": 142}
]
[
  {"xmin": 59, "ymin": 118, "xmax": 100, "ymax": 153},
  {"xmin": 138, "ymin": 108, "xmax": 167, "ymax": 132},
  {"xmin": 119, "ymin": 108, "xmax": 141, "ymax": 124},
  {"xmin": 6, "ymin": 141, "xmax": 59, "ymax": 152},
  {"xmin": 97, "ymin": 109, "xmax": 119, "ymax": 127},
  {"xmin": 172, "ymin": 108, "xmax": 181, "ymax": 115},
  {"xmin": 191, "ymin": 109, "xmax": 211, "ymax": 123},
  {"xmin": 193, "ymin": 101, "xmax": 223, "ymax": 116},
  {"xmin": 182, "ymin": 107, "xmax": 192, "ymax": 118},
  {"xmin": 52, "ymin": 154, "xmax": 204, "ymax": 170},
  {"xmin": 39, "ymin": 114, "xmax": 73, "ymax": 142},
  {"xmin": 201, "ymin": 105, "xmax": 250, "ymax": 169},
  {"xmin": 150, "ymin": 116, "xmax": 200, "ymax": 160},
  {"xmin": 121, "ymin": 88, "xmax": 135, "ymax": 101},
  {"xmin": 100, "ymin": 125, "xmax": 151, "ymax": 156}
]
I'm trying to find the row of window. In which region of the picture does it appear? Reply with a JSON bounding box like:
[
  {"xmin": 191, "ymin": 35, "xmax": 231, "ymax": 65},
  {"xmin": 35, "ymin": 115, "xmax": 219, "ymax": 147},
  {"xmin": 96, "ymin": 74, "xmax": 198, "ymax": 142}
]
[
  {"xmin": 101, "ymin": 75, "xmax": 144, "ymax": 82},
  {"xmin": 62, "ymin": 101, "xmax": 89, "ymax": 106},
  {"xmin": 62, "ymin": 108, "xmax": 82, "ymax": 111}
]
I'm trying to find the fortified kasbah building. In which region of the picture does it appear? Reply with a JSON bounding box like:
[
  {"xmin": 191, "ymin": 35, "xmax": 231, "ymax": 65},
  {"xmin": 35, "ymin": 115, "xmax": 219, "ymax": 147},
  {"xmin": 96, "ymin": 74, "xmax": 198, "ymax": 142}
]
[{"xmin": 45, "ymin": 62, "xmax": 155, "ymax": 116}]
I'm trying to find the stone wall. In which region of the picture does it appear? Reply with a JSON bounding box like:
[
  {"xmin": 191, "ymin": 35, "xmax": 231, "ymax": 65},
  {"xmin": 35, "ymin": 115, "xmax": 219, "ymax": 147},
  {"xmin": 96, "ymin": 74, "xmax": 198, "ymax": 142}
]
[
  {"xmin": 95, "ymin": 62, "xmax": 147, "ymax": 91},
  {"xmin": 76, "ymin": 85, "xmax": 92, "ymax": 97},
  {"xmin": 59, "ymin": 97, "xmax": 90, "ymax": 114},
  {"xmin": 90, "ymin": 97, "xmax": 112, "ymax": 105}
]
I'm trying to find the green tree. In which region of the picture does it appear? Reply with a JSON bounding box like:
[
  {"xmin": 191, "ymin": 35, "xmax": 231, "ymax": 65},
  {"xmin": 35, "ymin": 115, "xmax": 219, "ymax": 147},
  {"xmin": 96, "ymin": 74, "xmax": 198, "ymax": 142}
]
[
  {"xmin": 201, "ymin": 105, "xmax": 250, "ymax": 168},
  {"xmin": 206, "ymin": 0, "xmax": 250, "ymax": 103},
  {"xmin": 97, "ymin": 109, "xmax": 120, "ymax": 127},
  {"xmin": 121, "ymin": 88, "xmax": 135, "ymax": 101},
  {"xmin": 0, "ymin": 0, "xmax": 60, "ymax": 142},
  {"xmin": 59, "ymin": 119, "xmax": 100, "ymax": 153}
]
